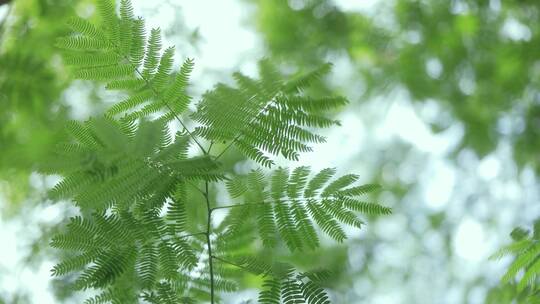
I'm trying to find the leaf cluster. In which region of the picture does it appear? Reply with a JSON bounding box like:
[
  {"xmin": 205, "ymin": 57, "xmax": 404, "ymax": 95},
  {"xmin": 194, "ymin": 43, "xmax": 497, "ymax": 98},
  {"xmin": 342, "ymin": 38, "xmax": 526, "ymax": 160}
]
[
  {"xmin": 46, "ymin": 0, "xmax": 391, "ymax": 302},
  {"xmin": 491, "ymin": 219, "xmax": 540, "ymax": 300}
]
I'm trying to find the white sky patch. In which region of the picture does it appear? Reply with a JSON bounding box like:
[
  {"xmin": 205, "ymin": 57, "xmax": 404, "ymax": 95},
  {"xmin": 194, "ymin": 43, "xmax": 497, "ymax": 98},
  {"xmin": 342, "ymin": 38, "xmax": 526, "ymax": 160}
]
[
  {"xmin": 382, "ymin": 100, "xmax": 452, "ymax": 154},
  {"xmin": 372, "ymin": 291, "xmax": 402, "ymax": 304},
  {"xmin": 0, "ymin": 5, "xmax": 8, "ymax": 18},
  {"xmin": 334, "ymin": 0, "xmax": 383, "ymax": 14},
  {"xmin": 170, "ymin": 0, "xmax": 260, "ymax": 71},
  {"xmin": 62, "ymin": 82, "xmax": 93, "ymax": 120},
  {"xmin": 478, "ymin": 154, "xmax": 501, "ymax": 180},
  {"xmin": 500, "ymin": 17, "xmax": 532, "ymax": 41},
  {"xmin": 300, "ymin": 111, "xmax": 365, "ymax": 170},
  {"xmin": 426, "ymin": 57, "xmax": 443, "ymax": 79},
  {"xmin": 0, "ymin": 219, "xmax": 19, "ymax": 293},
  {"xmin": 422, "ymin": 160, "xmax": 456, "ymax": 211},
  {"xmin": 0, "ymin": 212, "xmax": 58, "ymax": 303},
  {"xmin": 458, "ymin": 75, "xmax": 476, "ymax": 96},
  {"xmin": 374, "ymin": 214, "xmax": 407, "ymax": 241},
  {"xmin": 129, "ymin": 0, "xmax": 262, "ymax": 95},
  {"xmin": 454, "ymin": 217, "xmax": 488, "ymax": 262}
]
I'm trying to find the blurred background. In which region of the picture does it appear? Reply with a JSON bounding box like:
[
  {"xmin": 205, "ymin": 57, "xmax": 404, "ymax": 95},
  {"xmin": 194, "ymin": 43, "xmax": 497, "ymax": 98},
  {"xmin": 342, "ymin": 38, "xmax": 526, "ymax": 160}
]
[{"xmin": 0, "ymin": 0, "xmax": 539, "ymax": 303}]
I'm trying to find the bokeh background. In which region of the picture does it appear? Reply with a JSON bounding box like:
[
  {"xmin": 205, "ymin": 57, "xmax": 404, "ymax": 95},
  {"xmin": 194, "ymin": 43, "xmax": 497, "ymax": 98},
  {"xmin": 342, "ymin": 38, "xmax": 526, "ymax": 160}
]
[{"xmin": 1, "ymin": 0, "xmax": 539, "ymax": 303}]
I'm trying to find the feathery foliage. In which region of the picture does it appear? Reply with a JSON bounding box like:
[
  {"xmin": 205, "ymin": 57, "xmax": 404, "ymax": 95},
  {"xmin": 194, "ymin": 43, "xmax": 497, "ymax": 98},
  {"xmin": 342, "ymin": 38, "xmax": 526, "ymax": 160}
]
[
  {"xmin": 56, "ymin": 0, "xmax": 194, "ymax": 123},
  {"xmin": 222, "ymin": 167, "xmax": 388, "ymax": 251},
  {"xmin": 491, "ymin": 219, "xmax": 540, "ymax": 299},
  {"xmin": 192, "ymin": 61, "xmax": 347, "ymax": 167},
  {"xmin": 47, "ymin": 0, "xmax": 390, "ymax": 302}
]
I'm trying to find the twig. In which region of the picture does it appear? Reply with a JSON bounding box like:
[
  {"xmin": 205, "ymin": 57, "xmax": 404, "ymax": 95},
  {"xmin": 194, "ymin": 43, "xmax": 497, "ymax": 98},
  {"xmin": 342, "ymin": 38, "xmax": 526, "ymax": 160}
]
[
  {"xmin": 185, "ymin": 180, "xmax": 206, "ymax": 197},
  {"xmin": 211, "ymin": 201, "xmax": 268, "ymax": 213},
  {"xmin": 110, "ymin": 43, "xmax": 207, "ymax": 154},
  {"xmin": 212, "ymin": 255, "xmax": 255, "ymax": 274},
  {"xmin": 215, "ymin": 96, "xmax": 279, "ymax": 161},
  {"xmin": 131, "ymin": 66, "xmax": 207, "ymax": 154},
  {"xmin": 204, "ymin": 180, "xmax": 215, "ymax": 304}
]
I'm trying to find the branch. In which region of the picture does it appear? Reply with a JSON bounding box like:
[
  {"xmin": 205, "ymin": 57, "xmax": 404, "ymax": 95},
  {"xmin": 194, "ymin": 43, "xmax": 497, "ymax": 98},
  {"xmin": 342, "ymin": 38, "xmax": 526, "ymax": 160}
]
[
  {"xmin": 185, "ymin": 180, "xmax": 206, "ymax": 197},
  {"xmin": 111, "ymin": 43, "xmax": 207, "ymax": 154},
  {"xmin": 130, "ymin": 61, "xmax": 207, "ymax": 154},
  {"xmin": 138, "ymin": 231, "xmax": 205, "ymax": 248},
  {"xmin": 212, "ymin": 255, "xmax": 258, "ymax": 275},
  {"xmin": 210, "ymin": 194, "xmax": 387, "ymax": 213},
  {"xmin": 210, "ymin": 197, "xmax": 320, "ymax": 213},
  {"xmin": 211, "ymin": 201, "xmax": 267, "ymax": 212},
  {"xmin": 204, "ymin": 181, "xmax": 215, "ymax": 304}
]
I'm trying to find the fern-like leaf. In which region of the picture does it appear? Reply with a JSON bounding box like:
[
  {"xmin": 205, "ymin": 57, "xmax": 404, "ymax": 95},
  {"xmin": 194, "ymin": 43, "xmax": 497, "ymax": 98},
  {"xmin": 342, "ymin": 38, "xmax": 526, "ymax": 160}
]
[
  {"xmin": 58, "ymin": 0, "xmax": 195, "ymax": 122},
  {"xmin": 493, "ymin": 220, "xmax": 540, "ymax": 292},
  {"xmin": 223, "ymin": 167, "xmax": 390, "ymax": 251},
  {"xmin": 193, "ymin": 60, "xmax": 347, "ymax": 166}
]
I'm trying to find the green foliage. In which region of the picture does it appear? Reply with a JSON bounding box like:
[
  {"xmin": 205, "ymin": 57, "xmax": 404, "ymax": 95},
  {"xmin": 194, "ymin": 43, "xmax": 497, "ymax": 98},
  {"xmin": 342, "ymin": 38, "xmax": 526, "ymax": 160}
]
[
  {"xmin": 56, "ymin": 0, "xmax": 194, "ymax": 123},
  {"xmin": 249, "ymin": 0, "xmax": 540, "ymax": 172},
  {"xmin": 484, "ymin": 282, "xmax": 539, "ymax": 304},
  {"xmin": 45, "ymin": 0, "xmax": 390, "ymax": 302},
  {"xmin": 250, "ymin": 3, "xmax": 540, "ymax": 299},
  {"xmin": 222, "ymin": 167, "xmax": 388, "ymax": 251},
  {"xmin": 0, "ymin": 0, "xmax": 78, "ymax": 209},
  {"xmin": 43, "ymin": 117, "xmax": 221, "ymax": 210},
  {"xmin": 491, "ymin": 219, "xmax": 540, "ymax": 301},
  {"xmin": 192, "ymin": 61, "xmax": 345, "ymax": 167},
  {"xmin": 51, "ymin": 211, "xmax": 197, "ymax": 291},
  {"xmin": 258, "ymin": 268, "xmax": 331, "ymax": 304}
]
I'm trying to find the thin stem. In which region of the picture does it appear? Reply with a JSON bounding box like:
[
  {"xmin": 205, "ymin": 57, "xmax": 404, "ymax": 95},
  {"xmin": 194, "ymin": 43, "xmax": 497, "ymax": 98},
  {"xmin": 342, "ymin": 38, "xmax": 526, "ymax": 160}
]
[
  {"xmin": 214, "ymin": 138, "xmax": 234, "ymax": 161},
  {"xmin": 186, "ymin": 180, "xmax": 206, "ymax": 197},
  {"xmin": 212, "ymin": 255, "xmax": 256, "ymax": 274},
  {"xmin": 204, "ymin": 180, "xmax": 215, "ymax": 304},
  {"xmin": 131, "ymin": 67, "xmax": 207, "ymax": 154},
  {"xmin": 211, "ymin": 201, "xmax": 267, "ymax": 212},
  {"xmin": 112, "ymin": 42, "xmax": 206, "ymax": 154},
  {"xmin": 210, "ymin": 196, "xmax": 320, "ymax": 212},
  {"xmin": 215, "ymin": 97, "xmax": 278, "ymax": 161},
  {"xmin": 210, "ymin": 194, "xmax": 373, "ymax": 213}
]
